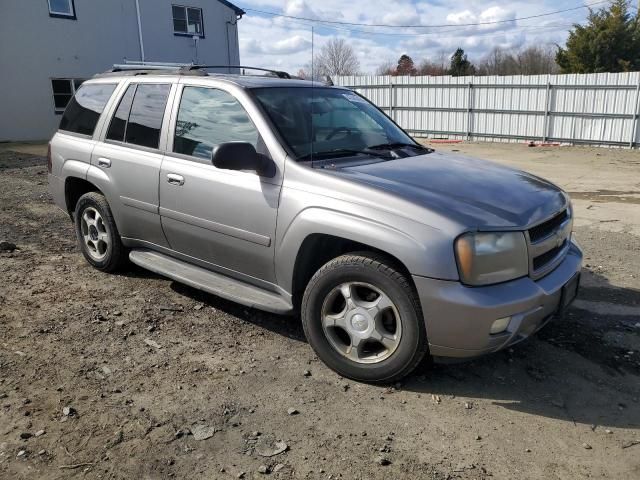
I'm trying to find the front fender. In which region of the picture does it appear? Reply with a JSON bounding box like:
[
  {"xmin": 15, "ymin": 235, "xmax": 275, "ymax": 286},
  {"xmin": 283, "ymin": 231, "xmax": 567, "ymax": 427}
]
[{"xmin": 275, "ymin": 207, "xmax": 459, "ymax": 294}]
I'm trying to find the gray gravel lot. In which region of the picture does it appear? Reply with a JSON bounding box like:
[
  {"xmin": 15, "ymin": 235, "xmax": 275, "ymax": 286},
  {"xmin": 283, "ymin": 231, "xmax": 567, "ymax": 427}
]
[{"xmin": 0, "ymin": 142, "xmax": 639, "ymax": 479}]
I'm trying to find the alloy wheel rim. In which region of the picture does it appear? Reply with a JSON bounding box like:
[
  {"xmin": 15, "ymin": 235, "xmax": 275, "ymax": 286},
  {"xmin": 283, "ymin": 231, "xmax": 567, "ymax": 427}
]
[
  {"xmin": 80, "ymin": 207, "xmax": 110, "ymax": 261},
  {"xmin": 320, "ymin": 282, "xmax": 402, "ymax": 364}
]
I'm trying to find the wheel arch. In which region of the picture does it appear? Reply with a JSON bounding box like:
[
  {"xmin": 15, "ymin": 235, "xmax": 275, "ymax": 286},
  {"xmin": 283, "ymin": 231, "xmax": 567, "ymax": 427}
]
[
  {"xmin": 276, "ymin": 208, "xmax": 431, "ymax": 308},
  {"xmin": 289, "ymin": 233, "xmax": 416, "ymax": 310},
  {"xmin": 64, "ymin": 176, "xmax": 102, "ymax": 217}
]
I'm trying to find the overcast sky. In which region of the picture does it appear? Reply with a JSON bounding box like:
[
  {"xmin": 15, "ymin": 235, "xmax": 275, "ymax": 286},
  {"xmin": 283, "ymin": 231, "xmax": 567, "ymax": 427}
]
[{"xmin": 236, "ymin": 0, "xmax": 606, "ymax": 74}]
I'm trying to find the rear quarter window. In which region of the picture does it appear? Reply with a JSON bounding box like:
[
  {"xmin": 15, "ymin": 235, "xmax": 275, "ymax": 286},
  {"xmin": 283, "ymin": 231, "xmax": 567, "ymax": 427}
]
[{"xmin": 59, "ymin": 83, "xmax": 117, "ymax": 136}]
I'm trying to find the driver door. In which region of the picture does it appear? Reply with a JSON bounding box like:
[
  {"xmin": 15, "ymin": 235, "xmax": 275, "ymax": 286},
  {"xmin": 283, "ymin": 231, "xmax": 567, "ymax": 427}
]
[{"xmin": 159, "ymin": 84, "xmax": 282, "ymax": 284}]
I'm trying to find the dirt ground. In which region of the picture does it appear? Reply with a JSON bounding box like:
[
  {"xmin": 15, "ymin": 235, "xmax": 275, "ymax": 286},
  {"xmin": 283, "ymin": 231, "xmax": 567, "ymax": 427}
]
[{"xmin": 0, "ymin": 141, "xmax": 639, "ymax": 479}]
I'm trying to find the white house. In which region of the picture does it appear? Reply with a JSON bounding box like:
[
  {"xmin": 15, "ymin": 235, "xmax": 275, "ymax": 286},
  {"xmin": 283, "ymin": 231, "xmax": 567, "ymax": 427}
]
[{"xmin": 0, "ymin": 0, "xmax": 245, "ymax": 141}]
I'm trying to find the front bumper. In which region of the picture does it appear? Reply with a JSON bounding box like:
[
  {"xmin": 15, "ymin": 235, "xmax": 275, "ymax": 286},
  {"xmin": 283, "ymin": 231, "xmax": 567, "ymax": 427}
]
[{"xmin": 413, "ymin": 239, "xmax": 582, "ymax": 358}]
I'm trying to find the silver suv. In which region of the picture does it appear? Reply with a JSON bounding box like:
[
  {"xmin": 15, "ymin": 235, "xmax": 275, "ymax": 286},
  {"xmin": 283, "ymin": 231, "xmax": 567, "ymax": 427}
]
[{"xmin": 48, "ymin": 66, "xmax": 582, "ymax": 383}]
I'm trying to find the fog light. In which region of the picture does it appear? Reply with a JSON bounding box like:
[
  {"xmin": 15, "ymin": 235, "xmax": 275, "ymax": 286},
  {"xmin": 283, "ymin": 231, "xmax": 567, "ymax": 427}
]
[{"xmin": 490, "ymin": 317, "xmax": 511, "ymax": 334}]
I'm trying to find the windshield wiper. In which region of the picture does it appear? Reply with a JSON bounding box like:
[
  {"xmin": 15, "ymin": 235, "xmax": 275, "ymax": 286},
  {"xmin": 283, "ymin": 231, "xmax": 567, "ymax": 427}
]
[
  {"xmin": 296, "ymin": 148, "xmax": 392, "ymax": 162},
  {"xmin": 367, "ymin": 142, "xmax": 433, "ymax": 152}
]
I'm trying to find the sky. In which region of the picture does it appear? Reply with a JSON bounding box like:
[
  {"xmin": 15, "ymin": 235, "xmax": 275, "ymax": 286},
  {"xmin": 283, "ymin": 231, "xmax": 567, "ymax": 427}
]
[{"xmin": 234, "ymin": 0, "xmax": 611, "ymax": 74}]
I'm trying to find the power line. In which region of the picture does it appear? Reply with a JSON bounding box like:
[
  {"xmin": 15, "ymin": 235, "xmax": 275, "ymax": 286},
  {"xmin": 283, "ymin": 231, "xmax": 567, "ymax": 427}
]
[
  {"xmin": 277, "ymin": 15, "xmax": 577, "ymax": 38},
  {"xmin": 240, "ymin": 1, "xmax": 610, "ymax": 29}
]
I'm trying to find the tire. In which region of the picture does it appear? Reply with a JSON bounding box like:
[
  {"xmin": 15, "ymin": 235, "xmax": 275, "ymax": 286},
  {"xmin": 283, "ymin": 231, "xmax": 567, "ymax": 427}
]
[
  {"xmin": 301, "ymin": 252, "xmax": 428, "ymax": 383},
  {"xmin": 73, "ymin": 191, "xmax": 127, "ymax": 273}
]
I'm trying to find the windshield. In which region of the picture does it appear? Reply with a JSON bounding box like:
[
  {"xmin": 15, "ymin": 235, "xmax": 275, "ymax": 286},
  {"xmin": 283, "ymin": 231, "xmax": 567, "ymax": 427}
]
[{"xmin": 251, "ymin": 87, "xmax": 419, "ymax": 161}]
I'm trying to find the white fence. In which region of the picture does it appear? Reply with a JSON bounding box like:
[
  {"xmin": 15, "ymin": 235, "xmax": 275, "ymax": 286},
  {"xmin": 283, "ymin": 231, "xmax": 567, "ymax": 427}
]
[{"xmin": 334, "ymin": 72, "xmax": 640, "ymax": 148}]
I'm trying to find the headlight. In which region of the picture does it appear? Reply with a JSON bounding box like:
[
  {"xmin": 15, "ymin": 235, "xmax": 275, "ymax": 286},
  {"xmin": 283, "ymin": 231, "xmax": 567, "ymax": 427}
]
[{"xmin": 455, "ymin": 232, "xmax": 528, "ymax": 286}]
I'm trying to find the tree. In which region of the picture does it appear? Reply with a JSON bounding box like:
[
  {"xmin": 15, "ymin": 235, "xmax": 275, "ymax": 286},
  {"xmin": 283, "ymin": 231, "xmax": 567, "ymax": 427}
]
[
  {"xmin": 375, "ymin": 60, "xmax": 396, "ymax": 75},
  {"xmin": 418, "ymin": 50, "xmax": 449, "ymax": 76},
  {"xmin": 477, "ymin": 47, "xmax": 518, "ymax": 75},
  {"xmin": 517, "ymin": 46, "xmax": 559, "ymax": 75},
  {"xmin": 448, "ymin": 48, "xmax": 476, "ymax": 76},
  {"xmin": 376, "ymin": 54, "xmax": 420, "ymax": 76},
  {"xmin": 394, "ymin": 54, "xmax": 417, "ymax": 76},
  {"xmin": 556, "ymin": 0, "xmax": 640, "ymax": 73},
  {"xmin": 312, "ymin": 38, "xmax": 361, "ymax": 78},
  {"xmin": 477, "ymin": 46, "xmax": 559, "ymax": 76}
]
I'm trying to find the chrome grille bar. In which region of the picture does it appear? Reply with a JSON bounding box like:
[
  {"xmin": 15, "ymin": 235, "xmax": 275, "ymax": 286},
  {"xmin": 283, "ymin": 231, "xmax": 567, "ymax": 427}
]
[{"xmin": 526, "ymin": 209, "xmax": 572, "ymax": 280}]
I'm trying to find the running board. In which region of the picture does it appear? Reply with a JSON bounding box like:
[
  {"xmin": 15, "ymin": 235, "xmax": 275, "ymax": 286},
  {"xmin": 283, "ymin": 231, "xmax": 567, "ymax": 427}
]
[{"xmin": 129, "ymin": 250, "xmax": 293, "ymax": 314}]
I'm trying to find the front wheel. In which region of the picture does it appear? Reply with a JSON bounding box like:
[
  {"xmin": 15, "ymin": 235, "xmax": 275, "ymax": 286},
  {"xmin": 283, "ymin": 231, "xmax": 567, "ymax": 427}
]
[{"xmin": 301, "ymin": 253, "xmax": 428, "ymax": 383}]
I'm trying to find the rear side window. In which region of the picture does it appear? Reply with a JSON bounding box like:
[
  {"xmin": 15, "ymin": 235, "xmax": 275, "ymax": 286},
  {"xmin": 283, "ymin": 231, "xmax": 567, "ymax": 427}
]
[
  {"xmin": 174, "ymin": 86, "xmax": 259, "ymax": 160},
  {"xmin": 59, "ymin": 83, "xmax": 117, "ymax": 136},
  {"xmin": 127, "ymin": 84, "xmax": 171, "ymax": 148},
  {"xmin": 106, "ymin": 85, "xmax": 136, "ymax": 142},
  {"xmin": 105, "ymin": 83, "xmax": 170, "ymax": 149},
  {"xmin": 106, "ymin": 84, "xmax": 171, "ymax": 149}
]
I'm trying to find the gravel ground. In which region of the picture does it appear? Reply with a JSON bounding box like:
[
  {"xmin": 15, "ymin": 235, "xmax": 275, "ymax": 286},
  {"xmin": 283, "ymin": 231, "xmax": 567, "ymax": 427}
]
[{"xmin": 0, "ymin": 144, "xmax": 639, "ymax": 479}]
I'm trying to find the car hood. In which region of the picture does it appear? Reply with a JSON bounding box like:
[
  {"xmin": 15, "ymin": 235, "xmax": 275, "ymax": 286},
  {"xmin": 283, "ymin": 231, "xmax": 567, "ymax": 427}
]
[{"xmin": 334, "ymin": 151, "xmax": 567, "ymax": 229}]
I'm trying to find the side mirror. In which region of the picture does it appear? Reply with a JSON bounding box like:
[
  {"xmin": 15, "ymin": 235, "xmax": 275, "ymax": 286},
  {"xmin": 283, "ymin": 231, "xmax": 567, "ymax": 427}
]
[{"xmin": 211, "ymin": 142, "xmax": 264, "ymax": 173}]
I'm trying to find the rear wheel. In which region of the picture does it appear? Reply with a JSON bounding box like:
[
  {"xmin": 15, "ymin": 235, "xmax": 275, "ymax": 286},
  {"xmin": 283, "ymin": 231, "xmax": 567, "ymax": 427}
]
[
  {"xmin": 301, "ymin": 252, "xmax": 428, "ymax": 383},
  {"xmin": 74, "ymin": 192, "xmax": 127, "ymax": 272}
]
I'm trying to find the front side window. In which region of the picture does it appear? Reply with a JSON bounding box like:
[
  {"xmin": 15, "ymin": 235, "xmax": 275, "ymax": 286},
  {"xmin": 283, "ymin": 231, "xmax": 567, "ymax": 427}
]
[
  {"xmin": 59, "ymin": 83, "xmax": 117, "ymax": 136},
  {"xmin": 109, "ymin": 84, "xmax": 172, "ymax": 149},
  {"xmin": 48, "ymin": 0, "xmax": 75, "ymax": 18},
  {"xmin": 252, "ymin": 87, "xmax": 416, "ymax": 160},
  {"xmin": 172, "ymin": 5, "xmax": 204, "ymax": 36},
  {"xmin": 174, "ymin": 86, "xmax": 259, "ymax": 160},
  {"xmin": 51, "ymin": 78, "xmax": 84, "ymax": 113}
]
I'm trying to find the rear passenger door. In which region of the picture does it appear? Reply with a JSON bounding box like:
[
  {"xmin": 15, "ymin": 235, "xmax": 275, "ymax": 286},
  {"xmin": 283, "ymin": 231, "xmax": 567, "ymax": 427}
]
[
  {"xmin": 159, "ymin": 83, "xmax": 282, "ymax": 284},
  {"xmin": 91, "ymin": 80, "xmax": 175, "ymax": 247}
]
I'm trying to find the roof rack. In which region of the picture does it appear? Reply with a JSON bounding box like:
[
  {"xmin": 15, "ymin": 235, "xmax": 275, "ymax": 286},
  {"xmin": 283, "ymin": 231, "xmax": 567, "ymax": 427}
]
[
  {"xmin": 96, "ymin": 60, "xmax": 298, "ymax": 80},
  {"xmin": 95, "ymin": 61, "xmax": 197, "ymax": 77},
  {"xmin": 182, "ymin": 65, "xmax": 292, "ymax": 79},
  {"xmin": 112, "ymin": 62, "xmax": 186, "ymax": 71},
  {"xmin": 98, "ymin": 62, "xmax": 294, "ymax": 80}
]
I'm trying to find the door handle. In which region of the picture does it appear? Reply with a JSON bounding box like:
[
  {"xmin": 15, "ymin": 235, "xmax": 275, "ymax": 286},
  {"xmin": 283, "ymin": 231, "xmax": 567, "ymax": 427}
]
[
  {"xmin": 97, "ymin": 157, "xmax": 111, "ymax": 168},
  {"xmin": 167, "ymin": 173, "xmax": 185, "ymax": 186}
]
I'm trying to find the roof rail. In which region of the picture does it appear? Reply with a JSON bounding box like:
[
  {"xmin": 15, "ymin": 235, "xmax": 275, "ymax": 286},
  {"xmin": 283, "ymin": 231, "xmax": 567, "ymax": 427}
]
[
  {"xmin": 98, "ymin": 62, "xmax": 294, "ymax": 80},
  {"xmin": 183, "ymin": 65, "xmax": 292, "ymax": 79},
  {"xmin": 112, "ymin": 64, "xmax": 181, "ymax": 71}
]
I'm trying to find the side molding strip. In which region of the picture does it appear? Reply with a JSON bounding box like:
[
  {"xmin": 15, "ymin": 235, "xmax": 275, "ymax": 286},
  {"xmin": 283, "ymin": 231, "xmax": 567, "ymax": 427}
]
[
  {"xmin": 159, "ymin": 207, "xmax": 271, "ymax": 247},
  {"xmin": 121, "ymin": 196, "xmax": 158, "ymax": 214}
]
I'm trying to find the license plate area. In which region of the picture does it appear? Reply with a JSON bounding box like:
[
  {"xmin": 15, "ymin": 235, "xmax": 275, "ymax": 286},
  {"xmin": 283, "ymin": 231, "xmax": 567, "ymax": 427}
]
[{"xmin": 559, "ymin": 273, "xmax": 580, "ymax": 312}]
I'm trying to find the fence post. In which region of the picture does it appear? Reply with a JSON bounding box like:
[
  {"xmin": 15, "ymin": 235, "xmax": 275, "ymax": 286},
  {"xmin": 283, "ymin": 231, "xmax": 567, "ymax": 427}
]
[
  {"xmin": 542, "ymin": 80, "xmax": 551, "ymax": 142},
  {"xmin": 388, "ymin": 80, "xmax": 394, "ymax": 119},
  {"xmin": 466, "ymin": 82, "xmax": 473, "ymax": 141},
  {"xmin": 630, "ymin": 77, "xmax": 640, "ymax": 149}
]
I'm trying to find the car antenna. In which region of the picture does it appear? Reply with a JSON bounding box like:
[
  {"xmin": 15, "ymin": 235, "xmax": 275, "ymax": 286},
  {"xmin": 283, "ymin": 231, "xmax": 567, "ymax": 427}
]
[{"xmin": 310, "ymin": 25, "xmax": 315, "ymax": 168}]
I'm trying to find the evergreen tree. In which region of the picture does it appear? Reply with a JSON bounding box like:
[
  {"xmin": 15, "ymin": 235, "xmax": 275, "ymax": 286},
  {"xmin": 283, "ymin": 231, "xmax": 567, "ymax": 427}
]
[
  {"xmin": 448, "ymin": 48, "xmax": 475, "ymax": 76},
  {"xmin": 556, "ymin": 0, "xmax": 640, "ymax": 73}
]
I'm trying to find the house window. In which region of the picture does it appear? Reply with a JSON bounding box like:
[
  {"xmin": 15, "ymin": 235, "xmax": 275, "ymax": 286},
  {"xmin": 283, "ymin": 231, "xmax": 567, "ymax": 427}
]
[
  {"xmin": 172, "ymin": 5, "xmax": 204, "ymax": 37},
  {"xmin": 48, "ymin": 0, "xmax": 76, "ymax": 19},
  {"xmin": 51, "ymin": 79, "xmax": 84, "ymax": 114}
]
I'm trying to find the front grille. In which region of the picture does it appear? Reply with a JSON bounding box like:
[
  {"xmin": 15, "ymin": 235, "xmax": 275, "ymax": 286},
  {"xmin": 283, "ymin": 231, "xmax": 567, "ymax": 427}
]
[
  {"xmin": 528, "ymin": 209, "xmax": 568, "ymax": 243},
  {"xmin": 527, "ymin": 207, "xmax": 572, "ymax": 279},
  {"xmin": 532, "ymin": 240, "xmax": 567, "ymax": 270}
]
